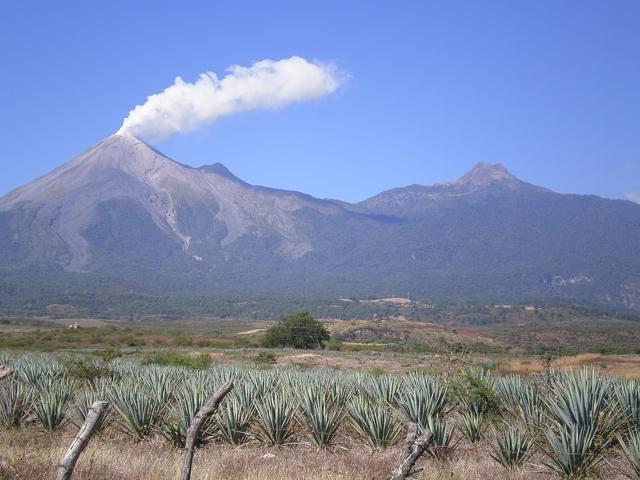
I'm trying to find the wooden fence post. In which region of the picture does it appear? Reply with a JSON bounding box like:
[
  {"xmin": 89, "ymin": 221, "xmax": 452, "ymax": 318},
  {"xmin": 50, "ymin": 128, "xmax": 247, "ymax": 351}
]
[
  {"xmin": 56, "ymin": 401, "xmax": 109, "ymax": 480},
  {"xmin": 180, "ymin": 381, "xmax": 234, "ymax": 480},
  {"xmin": 0, "ymin": 366, "xmax": 13, "ymax": 381},
  {"xmin": 387, "ymin": 422, "xmax": 434, "ymax": 480}
]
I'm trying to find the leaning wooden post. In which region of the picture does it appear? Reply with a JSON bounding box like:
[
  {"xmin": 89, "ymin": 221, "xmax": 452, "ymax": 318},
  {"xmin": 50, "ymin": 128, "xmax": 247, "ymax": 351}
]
[
  {"xmin": 387, "ymin": 422, "xmax": 434, "ymax": 480},
  {"xmin": 180, "ymin": 381, "xmax": 234, "ymax": 480},
  {"xmin": 56, "ymin": 400, "xmax": 109, "ymax": 480},
  {"xmin": 0, "ymin": 365, "xmax": 13, "ymax": 381}
]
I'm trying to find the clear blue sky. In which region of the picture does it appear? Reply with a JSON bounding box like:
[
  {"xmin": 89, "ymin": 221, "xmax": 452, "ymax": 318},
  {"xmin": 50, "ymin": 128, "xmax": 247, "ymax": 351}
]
[{"xmin": 1, "ymin": 1, "xmax": 638, "ymax": 203}]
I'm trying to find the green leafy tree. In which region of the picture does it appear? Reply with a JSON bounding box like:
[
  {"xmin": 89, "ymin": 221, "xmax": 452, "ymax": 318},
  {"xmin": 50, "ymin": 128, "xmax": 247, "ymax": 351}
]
[{"xmin": 262, "ymin": 312, "xmax": 330, "ymax": 349}]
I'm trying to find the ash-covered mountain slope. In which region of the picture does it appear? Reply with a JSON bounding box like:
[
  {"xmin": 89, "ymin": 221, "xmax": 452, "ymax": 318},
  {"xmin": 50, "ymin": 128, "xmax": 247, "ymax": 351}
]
[
  {"xmin": 1, "ymin": 136, "xmax": 640, "ymax": 310},
  {"xmin": 0, "ymin": 134, "xmax": 350, "ymax": 273}
]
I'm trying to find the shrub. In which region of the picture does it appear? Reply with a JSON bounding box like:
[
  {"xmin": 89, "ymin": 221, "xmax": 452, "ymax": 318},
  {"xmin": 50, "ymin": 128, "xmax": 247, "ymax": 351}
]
[
  {"xmin": 140, "ymin": 351, "xmax": 212, "ymax": 369},
  {"xmin": 255, "ymin": 352, "xmax": 277, "ymax": 365},
  {"xmin": 233, "ymin": 336, "xmax": 250, "ymax": 348},
  {"xmin": 450, "ymin": 368, "xmax": 501, "ymax": 417},
  {"xmin": 60, "ymin": 356, "xmax": 112, "ymax": 385},
  {"xmin": 96, "ymin": 348, "xmax": 122, "ymax": 362},
  {"xmin": 172, "ymin": 336, "xmax": 193, "ymax": 347},
  {"xmin": 261, "ymin": 312, "xmax": 330, "ymax": 349}
]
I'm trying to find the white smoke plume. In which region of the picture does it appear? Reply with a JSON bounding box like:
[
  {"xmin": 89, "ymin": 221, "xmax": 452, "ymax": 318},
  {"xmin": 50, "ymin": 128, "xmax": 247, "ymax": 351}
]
[
  {"xmin": 118, "ymin": 56, "xmax": 344, "ymax": 141},
  {"xmin": 626, "ymin": 192, "xmax": 640, "ymax": 204}
]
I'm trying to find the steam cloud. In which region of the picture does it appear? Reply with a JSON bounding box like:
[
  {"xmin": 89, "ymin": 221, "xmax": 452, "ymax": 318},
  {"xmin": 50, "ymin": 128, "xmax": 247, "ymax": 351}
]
[
  {"xmin": 118, "ymin": 56, "xmax": 344, "ymax": 141},
  {"xmin": 627, "ymin": 192, "xmax": 640, "ymax": 204}
]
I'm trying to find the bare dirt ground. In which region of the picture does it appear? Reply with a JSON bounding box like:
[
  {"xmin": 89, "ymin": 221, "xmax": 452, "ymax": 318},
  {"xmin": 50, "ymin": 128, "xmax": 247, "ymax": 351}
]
[
  {"xmin": 42, "ymin": 317, "xmax": 114, "ymax": 328},
  {"xmin": 237, "ymin": 328, "xmax": 268, "ymax": 336}
]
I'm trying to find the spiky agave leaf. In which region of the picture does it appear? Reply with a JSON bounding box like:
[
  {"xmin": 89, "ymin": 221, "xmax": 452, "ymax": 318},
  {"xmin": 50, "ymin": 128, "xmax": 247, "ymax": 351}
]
[
  {"xmin": 139, "ymin": 367, "xmax": 176, "ymax": 406},
  {"xmin": 424, "ymin": 415, "xmax": 456, "ymax": 460},
  {"xmin": 404, "ymin": 373, "xmax": 448, "ymax": 415},
  {"xmin": 216, "ymin": 395, "xmax": 254, "ymax": 445},
  {"xmin": 494, "ymin": 375, "xmax": 542, "ymax": 428},
  {"xmin": 494, "ymin": 375, "xmax": 526, "ymax": 406},
  {"xmin": 360, "ymin": 375, "xmax": 401, "ymax": 406},
  {"xmin": 297, "ymin": 383, "xmax": 344, "ymax": 448},
  {"xmin": 231, "ymin": 382, "xmax": 260, "ymax": 410},
  {"xmin": 327, "ymin": 381, "xmax": 353, "ymax": 407},
  {"xmin": 15, "ymin": 360, "xmax": 65, "ymax": 390},
  {"xmin": 545, "ymin": 369, "xmax": 609, "ymax": 429},
  {"xmin": 110, "ymin": 380, "xmax": 160, "ymax": 440},
  {"xmin": 615, "ymin": 381, "xmax": 640, "ymax": 430},
  {"xmin": 348, "ymin": 397, "xmax": 401, "ymax": 450},
  {"xmin": 619, "ymin": 431, "xmax": 640, "ymax": 478},
  {"xmin": 460, "ymin": 402, "xmax": 484, "ymax": 443},
  {"xmin": 73, "ymin": 377, "xmax": 112, "ymax": 428},
  {"xmin": 398, "ymin": 379, "xmax": 448, "ymax": 429},
  {"xmin": 31, "ymin": 383, "xmax": 74, "ymax": 430},
  {"xmin": 0, "ymin": 352, "xmax": 10, "ymax": 365},
  {"xmin": 491, "ymin": 425, "xmax": 534, "ymax": 471},
  {"xmin": 247, "ymin": 370, "xmax": 277, "ymax": 399},
  {"xmin": 515, "ymin": 384, "xmax": 546, "ymax": 434},
  {"xmin": 0, "ymin": 379, "xmax": 32, "ymax": 428},
  {"xmin": 255, "ymin": 390, "xmax": 297, "ymax": 446},
  {"xmin": 159, "ymin": 381, "xmax": 217, "ymax": 447},
  {"xmin": 544, "ymin": 368, "xmax": 624, "ymax": 469},
  {"xmin": 542, "ymin": 370, "xmax": 612, "ymax": 478},
  {"xmin": 544, "ymin": 424, "xmax": 603, "ymax": 478}
]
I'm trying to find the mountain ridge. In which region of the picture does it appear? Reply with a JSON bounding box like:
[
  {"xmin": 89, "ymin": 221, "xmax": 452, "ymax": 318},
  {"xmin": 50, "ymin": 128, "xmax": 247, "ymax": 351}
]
[{"xmin": 1, "ymin": 135, "xmax": 640, "ymax": 311}]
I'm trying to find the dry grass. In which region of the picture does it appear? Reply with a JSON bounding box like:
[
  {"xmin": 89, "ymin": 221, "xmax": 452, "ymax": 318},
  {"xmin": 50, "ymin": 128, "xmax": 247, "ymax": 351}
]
[
  {"xmin": 0, "ymin": 428, "xmax": 389, "ymax": 480},
  {"xmin": 273, "ymin": 350, "xmax": 454, "ymax": 374},
  {"xmin": 201, "ymin": 348, "xmax": 640, "ymax": 378},
  {"xmin": 0, "ymin": 427, "xmax": 632, "ymax": 480},
  {"xmin": 326, "ymin": 318, "xmax": 499, "ymax": 351},
  {"xmin": 496, "ymin": 353, "xmax": 640, "ymax": 379},
  {"xmin": 477, "ymin": 319, "xmax": 640, "ymax": 355},
  {"xmin": 494, "ymin": 359, "xmax": 543, "ymax": 376}
]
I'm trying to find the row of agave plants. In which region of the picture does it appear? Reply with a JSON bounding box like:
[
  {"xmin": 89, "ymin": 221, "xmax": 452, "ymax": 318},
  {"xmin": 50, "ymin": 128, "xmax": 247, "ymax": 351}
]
[{"xmin": 1, "ymin": 352, "xmax": 640, "ymax": 478}]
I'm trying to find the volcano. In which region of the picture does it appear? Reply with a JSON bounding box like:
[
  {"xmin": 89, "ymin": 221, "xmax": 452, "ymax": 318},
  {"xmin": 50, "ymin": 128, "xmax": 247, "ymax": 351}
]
[{"xmin": 1, "ymin": 135, "xmax": 640, "ymax": 309}]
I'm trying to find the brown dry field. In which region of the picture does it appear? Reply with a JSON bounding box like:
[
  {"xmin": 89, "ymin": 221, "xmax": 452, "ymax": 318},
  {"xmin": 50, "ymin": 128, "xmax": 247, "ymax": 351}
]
[
  {"xmin": 325, "ymin": 318, "xmax": 500, "ymax": 350},
  {"xmin": 495, "ymin": 353, "xmax": 640, "ymax": 379},
  {"xmin": 0, "ymin": 427, "xmax": 633, "ymax": 480},
  {"xmin": 239, "ymin": 349, "xmax": 640, "ymax": 379}
]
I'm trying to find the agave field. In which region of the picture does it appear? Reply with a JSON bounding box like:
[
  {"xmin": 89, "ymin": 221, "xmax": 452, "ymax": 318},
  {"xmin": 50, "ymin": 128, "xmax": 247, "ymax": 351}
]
[{"xmin": 1, "ymin": 352, "xmax": 640, "ymax": 479}]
